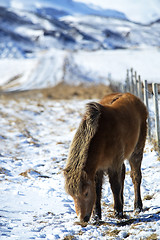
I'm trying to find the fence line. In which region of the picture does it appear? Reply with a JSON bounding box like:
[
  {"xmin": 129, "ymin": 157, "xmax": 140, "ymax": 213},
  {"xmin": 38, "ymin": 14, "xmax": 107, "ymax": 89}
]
[
  {"xmin": 109, "ymin": 69, "xmax": 160, "ymax": 152},
  {"xmin": 144, "ymin": 79, "xmax": 151, "ymax": 140},
  {"xmin": 152, "ymin": 83, "xmax": 160, "ymax": 150}
]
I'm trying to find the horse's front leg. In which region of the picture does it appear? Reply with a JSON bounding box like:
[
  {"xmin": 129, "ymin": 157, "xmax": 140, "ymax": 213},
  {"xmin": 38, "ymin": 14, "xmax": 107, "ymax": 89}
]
[
  {"xmin": 108, "ymin": 165, "xmax": 125, "ymax": 218},
  {"xmin": 93, "ymin": 170, "xmax": 104, "ymax": 221}
]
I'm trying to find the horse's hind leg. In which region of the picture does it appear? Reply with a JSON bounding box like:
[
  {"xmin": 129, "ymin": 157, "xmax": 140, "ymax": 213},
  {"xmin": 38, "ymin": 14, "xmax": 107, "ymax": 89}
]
[
  {"xmin": 93, "ymin": 170, "xmax": 104, "ymax": 221},
  {"xmin": 121, "ymin": 163, "xmax": 126, "ymax": 205},
  {"xmin": 129, "ymin": 123, "xmax": 147, "ymax": 212}
]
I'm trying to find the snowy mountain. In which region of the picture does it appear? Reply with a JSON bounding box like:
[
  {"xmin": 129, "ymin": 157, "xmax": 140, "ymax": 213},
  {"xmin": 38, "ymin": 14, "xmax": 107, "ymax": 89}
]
[
  {"xmin": 0, "ymin": 0, "xmax": 160, "ymax": 58},
  {"xmin": 0, "ymin": 0, "xmax": 160, "ymax": 90}
]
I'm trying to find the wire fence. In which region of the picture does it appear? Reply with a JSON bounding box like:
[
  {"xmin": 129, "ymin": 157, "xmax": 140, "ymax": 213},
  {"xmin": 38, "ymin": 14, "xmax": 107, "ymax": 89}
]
[{"xmin": 109, "ymin": 68, "xmax": 160, "ymax": 152}]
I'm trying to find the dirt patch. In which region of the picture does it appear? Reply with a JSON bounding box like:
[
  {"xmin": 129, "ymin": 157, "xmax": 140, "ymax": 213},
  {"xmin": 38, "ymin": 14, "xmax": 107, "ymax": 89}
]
[{"xmin": 0, "ymin": 82, "xmax": 113, "ymax": 100}]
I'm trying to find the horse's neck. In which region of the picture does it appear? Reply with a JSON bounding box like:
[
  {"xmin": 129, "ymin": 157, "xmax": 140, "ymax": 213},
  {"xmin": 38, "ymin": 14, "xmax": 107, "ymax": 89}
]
[{"xmin": 83, "ymin": 156, "xmax": 97, "ymax": 180}]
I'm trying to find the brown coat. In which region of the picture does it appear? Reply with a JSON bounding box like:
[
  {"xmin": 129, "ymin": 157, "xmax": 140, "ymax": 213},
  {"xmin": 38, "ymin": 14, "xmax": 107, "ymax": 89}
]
[{"xmin": 64, "ymin": 93, "xmax": 148, "ymax": 222}]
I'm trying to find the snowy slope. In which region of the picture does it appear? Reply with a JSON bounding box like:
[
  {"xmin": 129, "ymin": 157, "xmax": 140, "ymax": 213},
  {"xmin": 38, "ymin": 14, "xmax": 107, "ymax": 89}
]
[{"xmin": 1, "ymin": 47, "xmax": 160, "ymax": 92}]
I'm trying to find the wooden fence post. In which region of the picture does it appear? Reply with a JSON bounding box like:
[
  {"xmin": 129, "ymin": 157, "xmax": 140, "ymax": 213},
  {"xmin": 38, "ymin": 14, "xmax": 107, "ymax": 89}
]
[
  {"xmin": 138, "ymin": 75, "xmax": 143, "ymax": 101},
  {"xmin": 125, "ymin": 69, "xmax": 130, "ymax": 92},
  {"xmin": 134, "ymin": 71, "xmax": 138, "ymax": 96},
  {"xmin": 144, "ymin": 80, "xmax": 151, "ymax": 140},
  {"xmin": 111, "ymin": 69, "xmax": 160, "ymax": 150},
  {"xmin": 131, "ymin": 68, "xmax": 134, "ymax": 94},
  {"xmin": 152, "ymin": 83, "xmax": 160, "ymax": 151}
]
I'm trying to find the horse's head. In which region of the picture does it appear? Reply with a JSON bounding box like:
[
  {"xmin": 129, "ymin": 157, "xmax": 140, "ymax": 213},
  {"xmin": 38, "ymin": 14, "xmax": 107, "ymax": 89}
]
[
  {"xmin": 64, "ymin": 169, "xmax": 96, "ymax": 223},
  {"xmin": 73, "ymin": 171, "xmax": 96, "ymax": 222}
]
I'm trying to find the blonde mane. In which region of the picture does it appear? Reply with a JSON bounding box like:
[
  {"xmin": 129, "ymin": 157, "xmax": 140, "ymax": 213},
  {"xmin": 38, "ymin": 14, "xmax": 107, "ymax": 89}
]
[{"xmin": 64, "ymin": 102, "xmax": 101, "ymax": 195}]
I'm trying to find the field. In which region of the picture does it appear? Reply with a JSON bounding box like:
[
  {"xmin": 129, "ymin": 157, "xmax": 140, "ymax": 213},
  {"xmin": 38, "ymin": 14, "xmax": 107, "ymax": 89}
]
[{"xmin": 0, "ymin": 88, "xmax": 160, "ymax": 240}]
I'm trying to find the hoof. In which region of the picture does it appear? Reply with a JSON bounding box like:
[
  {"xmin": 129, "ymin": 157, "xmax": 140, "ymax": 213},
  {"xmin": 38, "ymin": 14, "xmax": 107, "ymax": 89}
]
[
  {"xmin": 74, "ymin": 221, "xmax": 88, "ymax": 227},
  {"xmin": 114, "ymin": 211, "xmax": 124, "ymax": 219},
  {"xmin": 134, "ymin": 208, "xmax": 142, "ymax": 215},
  {"xmin": 83, "ymin": 215, "xmax": 90, "ymax": 223},
  {"xmin": 93, "ymin": 214, "xmax": 101, "ymax": 224}
]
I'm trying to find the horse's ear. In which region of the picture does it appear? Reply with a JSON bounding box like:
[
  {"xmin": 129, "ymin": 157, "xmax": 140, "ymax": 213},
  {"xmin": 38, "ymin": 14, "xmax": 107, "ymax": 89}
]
[
  {"xmin": 81, "ymin": 170, "xmax": 90, "ymax": 185},
  {"xmin": 81, "ymin": 170, "xmax": 87, "ymax": 179}
]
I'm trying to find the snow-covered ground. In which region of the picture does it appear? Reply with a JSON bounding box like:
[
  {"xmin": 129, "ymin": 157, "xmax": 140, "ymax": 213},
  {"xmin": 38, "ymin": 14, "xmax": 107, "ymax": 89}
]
[
  {"xmin": 1, "ymin": 47, "xmax": 160, "ymax": 92},
  {"xmin": 0, "ymin": 96, "xmax": 160, "ymax": 240}
]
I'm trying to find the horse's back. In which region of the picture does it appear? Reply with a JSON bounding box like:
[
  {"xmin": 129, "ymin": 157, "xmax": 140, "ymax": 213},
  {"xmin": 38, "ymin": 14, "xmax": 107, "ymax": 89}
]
[
  {"xmin": 90, "ymin": 93, "xmax": 148, "ymax": 169},
  {"xmin": 100, "ymin": 92, "xmax": 148, "ymax": 121},
  {"xmin": 99, "ymin": 93, "xmax": 123, "ymax": 106}
]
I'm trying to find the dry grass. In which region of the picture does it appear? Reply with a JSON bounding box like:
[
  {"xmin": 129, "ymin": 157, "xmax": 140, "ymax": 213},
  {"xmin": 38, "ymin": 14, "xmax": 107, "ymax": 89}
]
[
  {"xmin": 63, "ymin": 235, "xmax": 76, "ymax": 240},
  {"xmin": 145, "ymin": 233, "xmax": 158, "ymax": 240},
  {"xmin": 19, "ymin": 169, "xmax": 41, "ymax": 178},
  {"xmin": 104, "ymin": 229, "xmax": 120, "ymax": 237},
  {"xmin": 0, "ymin": 83, "xmax": 112, "ymax": 100},
  {"xmin": 144, "ymin": 194, "xmax": 154, "ymax": 201}
]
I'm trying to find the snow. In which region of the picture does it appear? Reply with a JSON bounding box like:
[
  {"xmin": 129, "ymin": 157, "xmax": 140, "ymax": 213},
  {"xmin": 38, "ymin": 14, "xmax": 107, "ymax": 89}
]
[
  {"xmin": 9, "ymin": 0, "xmax": 160, "ymax": 24},
  {"xmin": 0, "ymin": 49, "xmax": 65, "ymax": 91},
  {"xmin": 0, "ymin": 58, "xmax": 36, "ymax": 87},
  {"xmin": 73, "ymin": 48, "xmax": 160, "ymax": 84},
  {"xmin": 0, "ymin": 47, "xmax": 160, "ymax": 92},
  {"xmin": 74, "ymin": 0, "xmax": 160, "ymax": 24},
  {"xmin": 10, "ymin": 0, "xmax": 127, "ymax": 21},
  {"xmin": 0, "ymin": 96, "xmax": 160, "ymax": 240}
]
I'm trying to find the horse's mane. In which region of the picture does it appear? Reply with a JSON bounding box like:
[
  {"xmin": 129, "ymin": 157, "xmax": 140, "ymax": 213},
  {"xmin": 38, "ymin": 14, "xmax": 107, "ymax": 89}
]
[{"xmin": 64, "ymin": 102, "xmax": 101, "ymax": 196}]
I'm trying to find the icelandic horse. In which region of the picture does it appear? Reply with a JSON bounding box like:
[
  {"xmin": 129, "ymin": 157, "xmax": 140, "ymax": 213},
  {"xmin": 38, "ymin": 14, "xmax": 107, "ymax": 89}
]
[{"xmin": 64, "ymin": 93, "xmax": 148, "ymax": 223}]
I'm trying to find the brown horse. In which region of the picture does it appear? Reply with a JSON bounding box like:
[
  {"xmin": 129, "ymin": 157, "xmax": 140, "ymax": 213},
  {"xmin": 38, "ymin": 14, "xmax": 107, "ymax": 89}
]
[{"xmin": 64, "ymin": 93, "xmax": 148, "ymax": 223}]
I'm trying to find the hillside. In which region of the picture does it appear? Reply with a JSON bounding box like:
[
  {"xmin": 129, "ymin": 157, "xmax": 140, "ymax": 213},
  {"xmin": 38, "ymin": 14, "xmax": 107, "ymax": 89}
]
[{"xmin": 0, "ymin": 0, "xmax": 160, "ymax": 91}]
